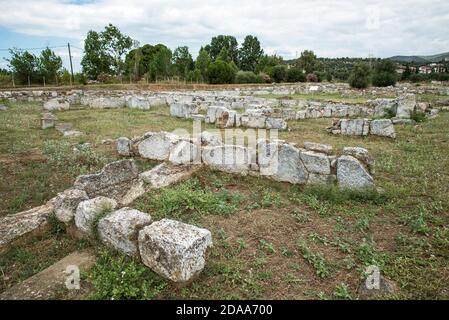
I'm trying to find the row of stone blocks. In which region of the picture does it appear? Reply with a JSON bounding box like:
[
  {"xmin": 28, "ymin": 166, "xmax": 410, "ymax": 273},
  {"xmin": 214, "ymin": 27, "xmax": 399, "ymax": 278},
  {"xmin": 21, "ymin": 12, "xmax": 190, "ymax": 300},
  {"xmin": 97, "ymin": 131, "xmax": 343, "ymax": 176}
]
[
  {"xmin": 327, "ymin": 118, "xmax": 396, "ymax": 138},
  {"xmin": 50, "ymin": 160, "xmax": 212, "ymax": 283},
  {"xmin": 118, "ymin": 132, "xmax": 375, "ymax": 190}
]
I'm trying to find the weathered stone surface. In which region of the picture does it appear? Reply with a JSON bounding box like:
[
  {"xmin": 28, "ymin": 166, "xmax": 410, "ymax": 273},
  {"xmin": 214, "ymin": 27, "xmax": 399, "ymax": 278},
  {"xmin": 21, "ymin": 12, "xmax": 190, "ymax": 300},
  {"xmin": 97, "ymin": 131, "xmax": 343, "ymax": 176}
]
[
  {"xmin": 0, "ymin": 202, "xmax": 54, "ymax": 248},
  {"xmin": 170, "ymin": 103, "xmax": 199, "ymax": 118},
  {"xmin": 41, "ymin": 112, "xmax": 57, "ymax": 129},
  {"xmin": 342, "ymin": 147, "xmax": 375, "ymax": 173},
  {"xmin": 74, "ymin": 159, "xmax": 139, "ymax": 198},
  {"xmin": 259, "ymin": 141, "xmax": 308, "ymax": 184},
  {"xmin": 303, "ymin": 141, "xmax": 333, "ymax": 155},
  {"xmin": 370, "ymin": 119, "xmax": 396, "ymax": 138},
  {"xmin": 340, "ymin": 119, "xmax": 370, "ymax": 136},
  {"xmin": 140, "ymin": 163, "xmax": 201, "ymax": 189},
  {"xmin": 391, "ymin": 117, "xmax": 416, "ymax": 125},
  {"xmin": 396, "ymin": 94, "xmax": 416, "ymax": 118},
  {"xmin": 75, "ymin": 197, "xmax": 117, "ymax": 235},
  {"xmin": 202, "ymin": 145, "xmax": 250, "ymax": 174},
  {"xmin": 54, "ymin": 189, "xmax": 89, "ymax": 224},
  {"xmin": 138, "ymin": 132, "xmax": 180, "ymax": 160},
  {"xmin": 169, "ymin": 140, "xmax": 201, "ymax": 165},
  {"xmin": 200, "ymin": 131, "xmax": 222, "ymax": 146},
  {"xmin": 63, "ymin": 130, "xmax": 83, "ymax": 138},
  {"xmin": 117, "ymin": 137, "xmax": 132, "ymax": 156},
  {"xmin": 241, "ymin": 114, "xmax": 266, "ymax": 128},
  {"xmin": 0, "ymin": 250, "xmax": 96, "ymax": 300},
  {"xmin": 98, "ymin": 208, "xmax": 152, "ymax": 256},
  {"xmin": 308, "ymin": 173, "xmax": 337, "ymax": 185},
  {"xmin": 300, "ymin": 150, "xmax": 331, "ymax": 175},
  {"xmin": 127, "ymin": 96, "xmax": 151, "ymax": 109},
  {"xmin": 337, "ymin": 155, "xmax": 374, "ymax": 190},
  {"xmin": 44, "ymin": 99, "xmax": 70, "ymax": 111},
  {"xmin": 138, "ymin": 219, "xmax": 212, "ymax": 282},
  {"xmin": 0, "ymin": 104, "xmax": 7, "ymax": 111},
  {"xmin": 265, "ymin": 117, "xmax": 288, "ymax": 130},
  {"xmin": 89, "ymin": 97, "xmax": 125, "ymax": 109}
]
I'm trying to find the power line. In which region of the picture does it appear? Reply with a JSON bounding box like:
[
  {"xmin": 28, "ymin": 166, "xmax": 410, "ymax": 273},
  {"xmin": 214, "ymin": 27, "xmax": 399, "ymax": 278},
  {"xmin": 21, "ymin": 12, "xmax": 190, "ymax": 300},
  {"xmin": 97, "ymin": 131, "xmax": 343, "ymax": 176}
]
[{"xmin": 0, "ymin": 45, "xmax": 67, "ymax": 52}]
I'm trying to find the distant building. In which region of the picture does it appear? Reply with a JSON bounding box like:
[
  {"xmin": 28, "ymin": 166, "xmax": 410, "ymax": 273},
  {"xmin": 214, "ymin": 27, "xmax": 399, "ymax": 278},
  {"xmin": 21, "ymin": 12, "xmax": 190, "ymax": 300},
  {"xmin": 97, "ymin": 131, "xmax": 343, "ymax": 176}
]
[
  {"xmin": 429, "ymin": 63, "xmax": 446, "ymax": 73},
  {"xmin": 419, "ymin": 65, "xmax": 432, "ymax": 74}
]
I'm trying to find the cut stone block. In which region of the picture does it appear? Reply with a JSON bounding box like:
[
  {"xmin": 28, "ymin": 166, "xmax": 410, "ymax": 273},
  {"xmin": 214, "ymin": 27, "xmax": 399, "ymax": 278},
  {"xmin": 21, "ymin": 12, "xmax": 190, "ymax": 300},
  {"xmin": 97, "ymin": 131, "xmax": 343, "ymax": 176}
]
[
  {"xmin": 74, "ymin": 197, "xmax": 117, "ymax": 235},
  {"xmin": 98, "ymin": 208, "xmax": 152, "ymax": 256},
  {"xmin": 138, "ymin": 219, "xmax": 212, "ymax": 282},
  {"xmin": 54, "ymin": 189, "xmax": 89, "ymax": 224},
  {"xmin": 336, "ymin": 155, "xmax": 374, "ymax": 190}
]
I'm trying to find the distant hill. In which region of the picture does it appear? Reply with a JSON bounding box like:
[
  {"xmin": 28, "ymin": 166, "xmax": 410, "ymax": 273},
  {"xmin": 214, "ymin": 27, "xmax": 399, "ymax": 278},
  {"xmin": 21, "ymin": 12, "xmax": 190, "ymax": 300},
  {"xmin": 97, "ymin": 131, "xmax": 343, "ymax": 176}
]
[{"xmin": 389, "ymin": 52, "xmax": 449, "ymax": 63}]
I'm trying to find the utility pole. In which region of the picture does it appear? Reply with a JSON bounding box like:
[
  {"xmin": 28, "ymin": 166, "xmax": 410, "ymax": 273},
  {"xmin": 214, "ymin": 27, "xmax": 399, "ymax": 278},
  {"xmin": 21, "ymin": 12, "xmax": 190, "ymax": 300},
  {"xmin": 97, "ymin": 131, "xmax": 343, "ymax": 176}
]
[{"xmin": 68, "ymin": 43, "xmax": 74, "ymax": 86}]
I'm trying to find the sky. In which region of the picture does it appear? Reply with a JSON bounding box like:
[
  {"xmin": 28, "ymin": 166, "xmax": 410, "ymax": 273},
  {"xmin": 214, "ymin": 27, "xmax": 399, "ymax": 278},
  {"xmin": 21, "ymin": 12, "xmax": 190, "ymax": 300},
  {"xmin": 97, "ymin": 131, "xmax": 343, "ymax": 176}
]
[{"xmin": 0, "ymin": 0, "xmax": 448, "ymax": 72}]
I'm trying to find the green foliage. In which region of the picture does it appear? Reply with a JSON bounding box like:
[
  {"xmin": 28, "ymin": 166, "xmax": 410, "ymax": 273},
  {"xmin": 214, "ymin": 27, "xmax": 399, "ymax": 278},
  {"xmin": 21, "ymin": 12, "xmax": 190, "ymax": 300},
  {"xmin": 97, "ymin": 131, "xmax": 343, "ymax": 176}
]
[
  {"xmin": 235, "ymin": 70, "xmax": 261, "ymax": 84},
  {"xmin": 172, "ymin": 46, "xmax": 194, "ymax": 80},
  {"xmin": 204, "ymin": 35, "xmax": 239, "ymax": 64},
  {"xmin": 87, "ymin": 249, "xmax": 167, "ymax": 300},
  {"xmin": 255, "ymin": 54, "xmax": 283, "ymax": 74},
  {"xmin": 296, "ymin": 50, "xmax": 319, "ymax": 74},
  {"xmin": 297, "ymin": 240, "xmax": 332, "ymax": 278},
  {"xmin": 348, "ymin": 62, "xmax": 372, "ymax": 88},
  {"xmin": 286, "ymin": 67, "xmax": 306, "ymax": 82},
  {"xmin": 38, "ymin": 48, "xmax": 63, "ymax": 84},
  {"xmin": 81, "ymin": 24, "xmax": 133, "ymax": 79},
  {"xmin": 135, "ymin": 178, "xmax": 245, "ymax": 223},
  {"xmin": 372, "ymin": 59, "xmax": 397, "ymax": 87},
  {"xmin": 149, "ymin": 45, "xmax": 172, "ymax": 81},
  {"xmin": 410, "ymin": 111, "xmax": 427, "ymax": 123},
  {"xmin": 238, "ymin": 35, "xmax": 263, "ymax": 72},
  {"xmin": 271, "ymin": 65, "xmax": 287, "ymax": 83},
  {"xmin": 207, "ymin": 59, "xmax": 236, "ymax": 84},
  {"xmin": 333, "ymin": 283, "xmax": 352, "ymax": 299},
  {"xmin": 6, "ymin": 49, "xmax": 39, "ymax": 85},
  {"xmin": 42, "ymin": 140, "xmax": 109, "ymax": 175},
  {"xmin": 195, "ymin": 48, "xmax": 210, "ymax": 81},
  {"xmin": 186, "ymin": 69, "xmax": 203, "ymax": 83},
  {"xmin": 47, "ymin": 212, "xmax": 66, "ymax": 236}
]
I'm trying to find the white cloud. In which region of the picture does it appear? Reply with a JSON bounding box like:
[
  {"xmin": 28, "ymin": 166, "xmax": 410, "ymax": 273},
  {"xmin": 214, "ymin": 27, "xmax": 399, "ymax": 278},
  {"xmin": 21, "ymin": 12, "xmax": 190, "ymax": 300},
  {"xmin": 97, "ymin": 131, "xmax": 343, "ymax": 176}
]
[{"xmin": 0, "ymin": 0, "xmax": 448, "ymax": 64}]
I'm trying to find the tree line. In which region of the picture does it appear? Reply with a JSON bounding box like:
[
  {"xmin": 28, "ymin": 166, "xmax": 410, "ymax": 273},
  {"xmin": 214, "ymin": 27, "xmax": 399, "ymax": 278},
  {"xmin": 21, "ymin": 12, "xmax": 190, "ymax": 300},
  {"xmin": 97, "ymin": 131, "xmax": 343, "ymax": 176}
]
[{"xmin": 3, "ymin": 23, "xmax": 448, "ymax": 86}]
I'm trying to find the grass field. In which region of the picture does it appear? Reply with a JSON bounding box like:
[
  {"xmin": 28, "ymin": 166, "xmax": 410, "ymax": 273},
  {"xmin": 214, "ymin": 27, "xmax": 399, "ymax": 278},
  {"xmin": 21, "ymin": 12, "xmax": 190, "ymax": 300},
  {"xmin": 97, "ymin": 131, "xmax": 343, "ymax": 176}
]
[{"xmin": 0, "ymin": 98, "xmax": 448, "ymax": 299}]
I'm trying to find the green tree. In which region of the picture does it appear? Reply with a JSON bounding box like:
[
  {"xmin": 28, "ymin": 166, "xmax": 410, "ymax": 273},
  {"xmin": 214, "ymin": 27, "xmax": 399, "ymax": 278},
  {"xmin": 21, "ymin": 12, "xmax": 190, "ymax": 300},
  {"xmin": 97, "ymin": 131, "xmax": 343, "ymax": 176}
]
[
  {"xmin": 238, "ymin": 35, "xmax": 263, "ymax": 72},
  {"xmin": 286, "ymin": 67, "xmax": 306, "ymax": 82},
  {"xmin": 6, "ymin": 49, "xmax": 39, "ymax": 85},
  {"xmin": 38, "ymin": 48, "xmax": 63, "ymax": 84},
  {"xmin": 149, "ymin": 46, "xmax": 172, "ymax": 81},
  {"xmin": 205, "ymin": 35, "xmax": 238, "ymax": 64},
  {"xmin": 401, "ymin": 64, "xmax": 412, "ymax": 81},
  {"xmin": 256, "ymin": 54, "xmax": 283, "ymax": 74},
  {"xmin": 271, "ymin": 65, "xmax": 288, "ymax": 83},
  {"xmin": 172, "ymin": 46, "xmax": 194, "ymax": 80},
  {"xmin": 195, "ymin": 48, "xmax": 210, "ymax": 81},
  {"xmin": 372, "ymin": 59, "xmax": 397, "ymax": 87},
  {"xmin": 296, "ymin": 50, "xmax": 318, "ymax": 74},
  {"xmin": 81, "ymin": 24, "xmax": 133, "ymax": 79},
  {"xmin": 207, "ymin": 60, "xmax": 236, "ymax": 84},
  {"xmin": 348, "ymin": 62, "xmax": 371, "ymax": 88}
]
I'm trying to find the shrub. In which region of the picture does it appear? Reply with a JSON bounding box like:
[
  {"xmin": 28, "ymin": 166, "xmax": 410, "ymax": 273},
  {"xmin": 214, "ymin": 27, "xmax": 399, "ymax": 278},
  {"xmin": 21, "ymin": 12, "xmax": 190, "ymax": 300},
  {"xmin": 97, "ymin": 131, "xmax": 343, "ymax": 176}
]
[
  {"xmin": 207, "ymin": 60, "xmax": 236, "ymax": 84},
  {"xmin": 410, "ymin": 111, "xmax": 427, "ymax": 123},
  {"xmin": 257, "ymin": 72, "xmax": 271, "ymax": 83},
  {"xmin": 271, "ymin": 65, "xmax": 287, "ymax": 83},
  {"xmin": 235, "ymin": 70, "xmax": 260, "ymax": 84},
  {"xmin": 286, "ymin": 67, "xmax": 306, "ymax": 82},
  {"xmin": 306, "ymin": 73, "xmax": 319, "ymax": 82},
  {"xmin": 348, "ymin": 62, "xmax": 371, "ymax": 89},
  {"xmin": 372, "ymin": 59, "xmax": 397, "ymax": 87}
]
